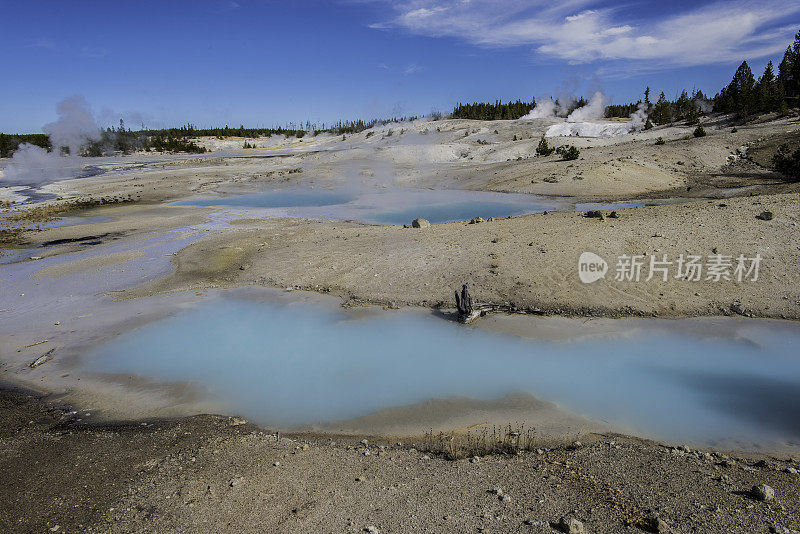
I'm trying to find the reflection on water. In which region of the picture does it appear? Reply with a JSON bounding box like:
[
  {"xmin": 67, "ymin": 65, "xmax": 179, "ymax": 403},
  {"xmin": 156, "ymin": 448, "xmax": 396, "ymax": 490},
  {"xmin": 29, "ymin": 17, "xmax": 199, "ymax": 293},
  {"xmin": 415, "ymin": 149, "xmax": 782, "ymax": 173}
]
[
  {"xmin": 172, "ymin": 190, "xmax": 355, "ymax": 209},
  {"xmin": 171, "ymin": 188, "xmax": 565, "ymax": 224},
  {"xmin": 85, "ymin": 295, "xmax": 800, "ymax": 449}
]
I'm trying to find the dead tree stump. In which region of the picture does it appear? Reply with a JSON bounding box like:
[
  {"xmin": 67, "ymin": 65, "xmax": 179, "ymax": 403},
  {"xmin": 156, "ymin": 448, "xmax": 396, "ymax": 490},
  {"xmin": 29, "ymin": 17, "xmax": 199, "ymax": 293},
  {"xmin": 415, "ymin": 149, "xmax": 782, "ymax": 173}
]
[{"xmin": 455, "ymin": 283, "xmax": 478, "ymax": 323}]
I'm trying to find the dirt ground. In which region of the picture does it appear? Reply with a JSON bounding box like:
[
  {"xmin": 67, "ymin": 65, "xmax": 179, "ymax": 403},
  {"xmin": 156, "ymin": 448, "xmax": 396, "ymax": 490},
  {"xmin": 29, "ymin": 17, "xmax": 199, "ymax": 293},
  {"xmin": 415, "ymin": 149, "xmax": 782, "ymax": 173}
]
[{"xmin": 1, "ymin": 388, "xmax": 798, "ymax": 534}]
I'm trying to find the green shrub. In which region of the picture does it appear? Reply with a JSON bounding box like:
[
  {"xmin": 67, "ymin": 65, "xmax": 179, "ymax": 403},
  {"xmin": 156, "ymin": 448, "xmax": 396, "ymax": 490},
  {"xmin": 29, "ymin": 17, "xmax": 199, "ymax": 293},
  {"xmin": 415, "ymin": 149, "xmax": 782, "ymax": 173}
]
[
  {"xmin": 536, "ymin": 136, "xmax": 555, "ymax": 156},
  {"xmin": 773, "ymin": 144, "xmax": 800, "ymax": 181},
  {"xmin": 644, "ymin": 119, "xmax": 654, "ymax": 130},
  {"xmin": 693, "ymin": 125, "xmax": 706, "ymax": 137},
  {"xmin": 655, "ymin": 137, "xmax": 665, "ymax": 145},
  {"xmin": 556, "ymin": 145, "xmax": 580, "ymax": 161}
]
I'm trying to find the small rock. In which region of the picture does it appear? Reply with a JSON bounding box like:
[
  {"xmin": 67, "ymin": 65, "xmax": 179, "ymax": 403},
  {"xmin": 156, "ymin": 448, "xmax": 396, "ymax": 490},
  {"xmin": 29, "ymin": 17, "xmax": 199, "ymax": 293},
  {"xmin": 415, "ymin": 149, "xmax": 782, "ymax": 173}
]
[
  {"xmin": 29, "ymin": 348, "xmax": 56, "ymax": 369},
  {"xmin": 557, "ymin": 516, "xmax": 586, "ymax": 534},
  {"xmin": 360, "ymin": 439, "xmax": 369, "ymax": 446},
  {"xmin": 469, "ymin": 217, "xmax": 485, "ymax": 224},
  {"xmin": 756, "ymin": 211, "xmax": 773, "ymax": 221},
  {"xmin": 649, "ymin": 517, "xmax": 672, "ymax": 533},
  {"xmin": 227, "ymin": 416, "xmax": 247, "ymax": 426},
  {"xmin": 301, "ymin": 444, "xmax": 309, "ymax": 451},
  {"xmin": 273, "ymin": 461, "xmax": 280, "ymax": 467},
  {"xmin": 364, "ymin": 526, "xmax": 379, "ymax": 533},
  {"xmin": 355, "ymin": 476, "xmax": 365, "ymax": 482},
  {"xmin": 490, "ymin": 486, "xmax": 504, "ymax": 497},
  {"xmin": 607, "ymin": 211, "xmax": 618, "ymax": 218},
  {"xmin": 786, "ymin": 467, "xmax": 798, "ymax": 474},
  {"xmin": 501, "ymin": 494, "xmax": 512, "ymax": 502},
  {"xmin": 583, "ymin": 210, "xmax": 604, "ymax": 220},
  {"xmin": 731, "ymin": 303, "xmax": 746, "ymax": 315},
  {"xmin": 229, "ymin": 477, "xmax": 242, "ymax": 487},
  {"xmin": 752, "ymin": 484, "xmax": 775, "ymax": 501},
  {"xmin": 411, "ymin": 218, "xmax": 430, "ymax": 228}
]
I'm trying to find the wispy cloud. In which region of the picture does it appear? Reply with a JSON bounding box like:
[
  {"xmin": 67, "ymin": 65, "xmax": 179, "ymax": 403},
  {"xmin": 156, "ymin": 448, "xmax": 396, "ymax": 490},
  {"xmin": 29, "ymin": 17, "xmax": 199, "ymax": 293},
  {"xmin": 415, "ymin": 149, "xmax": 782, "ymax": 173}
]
[
  {"xmin": 403, "ymin": 63, "xmax": 423, "ymax": 74},
  {"xmin": 23, "ymin": 40, "xmax": 56, "ymax": 50},
  {"xmin": 367, "ymin": 0, "xmax": 800, "ymax": 71},
  {"xmin": 80, "ymin": 46, "xmax": 108, "ymax": 58}
]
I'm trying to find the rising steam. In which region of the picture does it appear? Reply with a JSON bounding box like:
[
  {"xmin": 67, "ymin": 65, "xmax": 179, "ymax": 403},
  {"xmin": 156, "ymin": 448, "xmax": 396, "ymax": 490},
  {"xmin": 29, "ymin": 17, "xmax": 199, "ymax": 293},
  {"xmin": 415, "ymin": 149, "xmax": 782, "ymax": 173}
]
[
  {"xmin": 543, "ymin": 92, "xmax": 648, "ymax": 138},
  {"xmin": 1, "ymin": 95, "xmax": 101, "ymax": 186}
]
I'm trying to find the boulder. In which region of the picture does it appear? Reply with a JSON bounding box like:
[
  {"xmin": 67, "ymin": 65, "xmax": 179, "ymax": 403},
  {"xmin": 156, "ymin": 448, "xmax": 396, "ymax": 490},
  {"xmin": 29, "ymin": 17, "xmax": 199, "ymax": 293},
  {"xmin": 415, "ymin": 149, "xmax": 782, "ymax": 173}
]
[{"xmin": 411, "ymin": 218, "xmax": 431, "ymax": 228}]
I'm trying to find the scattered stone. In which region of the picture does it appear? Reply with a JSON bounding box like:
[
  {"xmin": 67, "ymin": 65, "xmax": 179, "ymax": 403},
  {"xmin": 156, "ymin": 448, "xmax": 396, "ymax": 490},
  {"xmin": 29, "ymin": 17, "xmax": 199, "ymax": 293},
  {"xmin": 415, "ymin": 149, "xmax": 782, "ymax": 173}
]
[
  {"xmin": 584, "ymin": 211, "xmax": 604, "ymax": 220},
  {"xmin": 786, "ymin": 467, "xmax": 798, "ymax": 474},
  {"xmin": 364, "ymin": 526, "xmax": 379, "ymax": 533},
  {"xmin": 557, "ymin": 516, "xmax": 586, "ymax": 534},
  {"xmin": 29, "ymin": 256, "xmax": 42, "ymax": 260},
  {"xmin": 752, "ymin": 484, "xmax": 775, "ymax": 501},
  {"xmin": 647, "ymin": 517, "xmax": 673, "ymax": 533},
  {"xmin": 228, "ymin": 477, "xmax": 242, "ymax": 487},
  {"xmin": 301, "ymin": 444, "xmax": 309, "ymax": 451},
  {"xmin": 227, "ymin": 416, "xmax": 247, "ymax": 426},
  {"xmin": 29, "ymin": 348, "xmax": 56, "ymax": 369},
  {"xmin": 731, "ymin": 303, "xmax": 746, "ymax": 315},
  {"xmin": 469, "ymin": 217, "xmax": 485, "ymax": 224},
  {"xmin": 490, "ymin": 486, "xmax": 504, "ymax": 497},
  {"xmin": 756, "ymin": 211, "xmax": 773, "ymax": 221},
  {"xmin": 360, "ymin": 439, "xmax": 369, "ymax": 446},
  {"xmin": 355, "ymin": 476, "xmax": 365, "ymax": 482},
  {"xmin": 501, "ymin": 494, "xmax": 512, "ymax": 503},
  {"xmin": 273, "ymin": 461, "xmax": 280, "ymax": 467},
  {"xmin": 411, "ymin": 218, "xmax": 431, "ymax": 228}
]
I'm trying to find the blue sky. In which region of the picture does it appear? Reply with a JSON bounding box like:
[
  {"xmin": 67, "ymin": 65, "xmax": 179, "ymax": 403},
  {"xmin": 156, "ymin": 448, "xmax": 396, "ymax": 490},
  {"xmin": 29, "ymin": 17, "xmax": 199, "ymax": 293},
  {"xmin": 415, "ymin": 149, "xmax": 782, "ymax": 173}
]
[{"xmin": 2, "ymin": 0, "xmax": 798, "ymax": 132}]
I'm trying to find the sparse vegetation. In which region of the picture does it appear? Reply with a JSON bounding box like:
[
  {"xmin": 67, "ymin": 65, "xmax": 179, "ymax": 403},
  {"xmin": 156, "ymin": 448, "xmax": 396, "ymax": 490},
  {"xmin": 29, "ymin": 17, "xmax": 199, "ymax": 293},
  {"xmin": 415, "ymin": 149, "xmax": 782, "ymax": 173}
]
[
  {"xmin": 536, "ymin": 135, "xmax": 555, "ymax": 156},
  {"xmin": 422, "ymin": 424, "xmax": 540, "ymax": 460},
  {"xmin": 655, "ymin": 137, "xmax": 665, "ymax": 145},
  {"xmin": 773, "ymin": 144, "xmax": 800, "ymax": 180},
  {"xmin": 557, "ymin": 145, "xmax": 580, "ymax": 160},
  {"xmin": 693, "ymin": 125, "xmax": 706, "ymax": 137}
]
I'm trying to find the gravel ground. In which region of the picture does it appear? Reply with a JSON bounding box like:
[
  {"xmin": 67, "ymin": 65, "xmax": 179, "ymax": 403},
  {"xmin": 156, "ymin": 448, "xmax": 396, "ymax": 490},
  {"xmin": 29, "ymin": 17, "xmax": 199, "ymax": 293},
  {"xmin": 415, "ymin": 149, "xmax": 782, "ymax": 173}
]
[{"xmin": 1, "ymin": 388, "xmax": 798, "ymax": 534}]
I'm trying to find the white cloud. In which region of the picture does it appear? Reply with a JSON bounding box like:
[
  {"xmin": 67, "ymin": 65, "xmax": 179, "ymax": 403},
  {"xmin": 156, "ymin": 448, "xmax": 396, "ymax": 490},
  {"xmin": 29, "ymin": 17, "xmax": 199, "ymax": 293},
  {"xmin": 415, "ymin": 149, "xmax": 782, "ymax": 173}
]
[{"xmin": 367, "ymin": 0, "xmax": 800, "ymax": 70}]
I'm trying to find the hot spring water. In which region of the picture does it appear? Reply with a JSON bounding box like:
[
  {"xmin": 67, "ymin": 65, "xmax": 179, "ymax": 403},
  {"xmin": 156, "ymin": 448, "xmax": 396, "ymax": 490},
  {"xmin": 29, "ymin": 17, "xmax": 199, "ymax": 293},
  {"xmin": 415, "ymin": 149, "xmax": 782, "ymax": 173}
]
[
  {"xmin": 171, "ymin": 189, "xmax": 639, "ymax": 224},
  {"xmin": 84, "ymin": 293, "xmax": 800, "ymax": 450}
]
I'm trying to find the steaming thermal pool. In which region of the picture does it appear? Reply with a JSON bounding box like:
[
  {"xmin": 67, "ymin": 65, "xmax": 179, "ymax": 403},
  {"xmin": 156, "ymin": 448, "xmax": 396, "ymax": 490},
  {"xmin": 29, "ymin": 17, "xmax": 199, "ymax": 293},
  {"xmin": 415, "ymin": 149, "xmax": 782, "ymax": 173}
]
[
  {"xmin": 171, "ymin": 189, "xmax": 636, "ymax": 224},
  {"xmin": 84, "ymin": 292, "xmax": 800, "ymax": 451}
]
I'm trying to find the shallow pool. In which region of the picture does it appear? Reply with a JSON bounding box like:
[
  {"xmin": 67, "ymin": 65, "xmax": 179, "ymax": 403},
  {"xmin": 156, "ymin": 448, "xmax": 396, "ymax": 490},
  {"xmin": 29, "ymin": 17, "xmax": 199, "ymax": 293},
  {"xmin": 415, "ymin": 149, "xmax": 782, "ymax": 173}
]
[
  {"xmin": 84, "ymin": 293, "xmax": 800, "ymax": 450},
  {"xmin": 171, "ymin": 188, "xmax": 567, "ymax": 224}
]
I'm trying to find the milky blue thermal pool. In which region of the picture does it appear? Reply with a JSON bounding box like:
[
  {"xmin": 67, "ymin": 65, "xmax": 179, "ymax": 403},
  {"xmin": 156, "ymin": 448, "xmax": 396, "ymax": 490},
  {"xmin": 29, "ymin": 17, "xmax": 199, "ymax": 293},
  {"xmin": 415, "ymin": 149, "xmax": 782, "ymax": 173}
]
[
  {"xmin": 83, "ymin": 293, "xmax": 800, "ymax": 450},
  {"xmin": 171, "ymin": 189, "xmax": 584, "ymax": 224}
]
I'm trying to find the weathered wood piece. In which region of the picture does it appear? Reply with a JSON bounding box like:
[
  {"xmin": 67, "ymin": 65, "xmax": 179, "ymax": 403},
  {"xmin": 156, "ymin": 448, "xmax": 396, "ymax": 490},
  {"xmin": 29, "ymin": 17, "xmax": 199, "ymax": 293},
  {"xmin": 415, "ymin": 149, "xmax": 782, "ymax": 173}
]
[{"xmin": 454, "ymin": 283, "xmax": 541, "ymax": 324}]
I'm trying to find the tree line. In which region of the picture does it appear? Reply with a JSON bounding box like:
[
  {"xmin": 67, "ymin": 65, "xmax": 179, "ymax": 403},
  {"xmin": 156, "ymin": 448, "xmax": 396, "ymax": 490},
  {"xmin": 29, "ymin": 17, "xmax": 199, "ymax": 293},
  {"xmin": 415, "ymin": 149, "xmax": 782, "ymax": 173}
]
[{"xmin": 451, "ymin": 99, "xmax": 537, "ymax": 120}]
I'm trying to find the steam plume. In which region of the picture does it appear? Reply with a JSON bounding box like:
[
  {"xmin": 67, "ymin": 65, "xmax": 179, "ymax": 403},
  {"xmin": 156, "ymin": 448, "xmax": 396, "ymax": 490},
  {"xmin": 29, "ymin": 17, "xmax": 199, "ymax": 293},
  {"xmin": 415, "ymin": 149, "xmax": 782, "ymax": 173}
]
[{"xmin": 1, "ymin": 95, "xmax": 101, "ymax": 186}]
